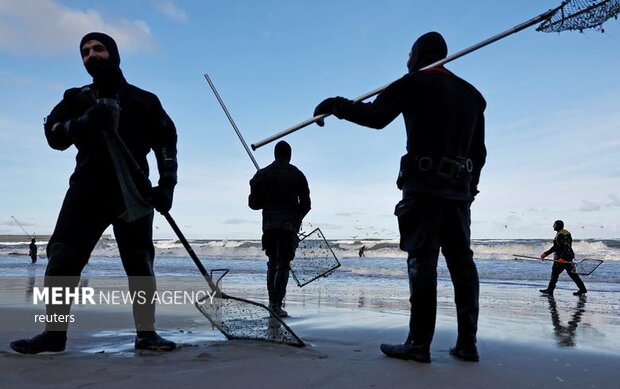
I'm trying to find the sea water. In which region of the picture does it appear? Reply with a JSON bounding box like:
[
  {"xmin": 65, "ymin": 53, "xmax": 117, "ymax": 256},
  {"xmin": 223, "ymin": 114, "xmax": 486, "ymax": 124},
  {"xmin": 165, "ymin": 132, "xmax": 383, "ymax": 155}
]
[{"xmin": 2, "ymin": 237, "xmax": 619, "ymax": 352}]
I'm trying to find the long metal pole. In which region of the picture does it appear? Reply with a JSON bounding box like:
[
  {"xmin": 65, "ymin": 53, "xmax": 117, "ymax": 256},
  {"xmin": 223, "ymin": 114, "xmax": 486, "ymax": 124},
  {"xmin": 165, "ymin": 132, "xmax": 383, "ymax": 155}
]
[
  {"xmin": 250, "ymin": 4, "xmax": 562, "ymax": 150},
  {"xmin": 204, "ymin": 74, "xmax": 261, "ymax": 170},
  {"xmin": 11, "ymin": 216, "xmax": 32, "ymax": 238}
]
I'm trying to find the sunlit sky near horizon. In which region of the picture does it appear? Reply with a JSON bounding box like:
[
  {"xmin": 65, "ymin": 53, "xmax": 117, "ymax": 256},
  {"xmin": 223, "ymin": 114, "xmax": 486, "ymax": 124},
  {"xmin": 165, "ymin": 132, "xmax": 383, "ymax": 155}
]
[{"xmin": 1, "ymin": 0, "xmax": 619, "ymax": 240}]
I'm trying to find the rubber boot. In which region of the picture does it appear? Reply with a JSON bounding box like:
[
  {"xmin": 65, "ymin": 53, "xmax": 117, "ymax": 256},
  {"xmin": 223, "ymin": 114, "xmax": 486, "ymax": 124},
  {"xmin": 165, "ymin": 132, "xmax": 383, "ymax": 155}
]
[
  {"xmin": 10, "ymin": 331, "xmax": 67, "ymax": 354},
  {"xmin": 134, "ymin": 331, "xmax": 176, "ymax": 351},
  {"xmin": 269, "ymin": 303, "xmax": 288, "ymax": 318}
]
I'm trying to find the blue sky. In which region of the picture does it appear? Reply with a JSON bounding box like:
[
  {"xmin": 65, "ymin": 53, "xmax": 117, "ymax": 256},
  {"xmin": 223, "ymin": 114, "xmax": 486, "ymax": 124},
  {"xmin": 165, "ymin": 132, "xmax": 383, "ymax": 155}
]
[{"xmin": 0, "ymin": 0, "xmax": 618, "ymax": 240}]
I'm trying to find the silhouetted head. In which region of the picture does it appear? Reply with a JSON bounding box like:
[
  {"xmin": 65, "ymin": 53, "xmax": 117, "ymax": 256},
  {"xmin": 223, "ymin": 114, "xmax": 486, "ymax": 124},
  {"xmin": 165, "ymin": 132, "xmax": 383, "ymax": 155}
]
[
  {"xmin": 31, "ymin": 238, "xmax": 36, "ymax": 244},
  {"xmin": 553, "ymin": 220, "xmax": 564, "ymax": 231},
  {"xmin": 274, "ymin": 141, "xmax": 291, "ymax": 162},
  {"xmin": 79, "ymin": 32, "xmax": 124, "ymax": 93},
  {"xmin": 407, "ymin": 32, "xmax": 447, "ymax": 73}
]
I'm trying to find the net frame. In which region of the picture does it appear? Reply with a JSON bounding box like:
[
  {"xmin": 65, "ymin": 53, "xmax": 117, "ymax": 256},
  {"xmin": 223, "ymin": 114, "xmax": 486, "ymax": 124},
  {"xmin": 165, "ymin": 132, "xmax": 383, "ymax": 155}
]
[
  {"xmin": 570, "ymin": 258, "xmax": 603, "ymax": 275},
  {"xmin": 513, "ymin": 255, "xmax": 604, "ymax": 276},
  {"xmin": 195, "ymin": 293, "xmax": 305, "ymax": 347},
  {"xmin": 537, "ymin": 0, "xmax": 620, "ymax": 33},
  {"xmin": 291, "ymin": 227, "xmax": 341, "ymax": 288}
]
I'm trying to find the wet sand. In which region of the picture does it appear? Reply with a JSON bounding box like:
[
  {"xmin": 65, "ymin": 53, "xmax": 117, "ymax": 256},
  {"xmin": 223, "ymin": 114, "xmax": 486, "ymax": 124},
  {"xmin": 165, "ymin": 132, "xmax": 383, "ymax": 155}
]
[{"xmin": 1, "ymin": 281, "xmax": 619, "ymax": 388}]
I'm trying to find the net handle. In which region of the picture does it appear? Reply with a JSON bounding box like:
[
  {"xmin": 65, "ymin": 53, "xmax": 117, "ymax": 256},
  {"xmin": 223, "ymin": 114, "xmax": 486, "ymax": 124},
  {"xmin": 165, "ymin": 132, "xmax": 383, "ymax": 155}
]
[
  {"xmin": 205, "ymin": 74, "xmax": 261, "ymax": 171},
  {"xmin": 250, "ymin": 3, "xmax": 565, "ymax": 150},
  {"xmin": 103, "ymin": 122, "xmax": 223, "ymax": 294}
]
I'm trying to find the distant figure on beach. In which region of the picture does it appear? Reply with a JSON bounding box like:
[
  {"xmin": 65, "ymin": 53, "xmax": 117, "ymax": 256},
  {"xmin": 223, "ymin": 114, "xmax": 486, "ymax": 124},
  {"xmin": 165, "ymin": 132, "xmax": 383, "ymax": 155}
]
[
  {"xmin": 29, "ymin": 238, "xmax": 37, "ymax": 264},
  {"xmin": 358, "ymin": 245, "xmax": 366, "ymax": 257},
  {"xmin": 546, "ymin": 294, "xmax": 586, "ymax": 347},
  {"xmin": 249, "ymin": 141, "xmax": 311, "ymax": 318},
  {"xmin": 10, "ymin": 32, "xmax": 178, "ymax": 354},
  {"xmin": 539, "ymin": 220, "xmax": 587, "ymax": 296},
  {"xmin": 314, "ymin": 32, "xmax": 486, "ymax": 363}
]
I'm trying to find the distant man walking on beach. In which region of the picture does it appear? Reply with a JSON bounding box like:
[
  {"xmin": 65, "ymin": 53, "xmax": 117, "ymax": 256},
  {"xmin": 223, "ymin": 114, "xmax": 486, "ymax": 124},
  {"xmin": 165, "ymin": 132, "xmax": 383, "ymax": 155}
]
[
  {"xmin": 10, "ymin": 32, "xmax": 178, "ymax": 354},
  {"xmin": 29, "ymin": 238, "xmax": 38, "ymax": 264},
  {"xmin": 249, "ymin": 141, "xmax": 311, "ymax": 318},
  {"xmin": 314, "ymin": 32, "xmax": 486, "ymax": 362},
  {"xmin": 539, "ymin": 220, "xmax": 587, "ymax": 296}
]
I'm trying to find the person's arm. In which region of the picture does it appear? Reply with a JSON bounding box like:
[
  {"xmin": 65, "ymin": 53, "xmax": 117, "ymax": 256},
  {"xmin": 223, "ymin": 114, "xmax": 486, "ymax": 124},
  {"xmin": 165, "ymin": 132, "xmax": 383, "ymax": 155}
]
[
  {"xmin": 469, "ymin": 103, "xmax": 487, "ymax": 197},
  {"xmin": 541, "ymin": 239, "xmax": 559, "ymax": 259},
  {"xmin": 297, "ymin": 173, "xmax": 311, "ymax": 219},
  {"xmin": 44, "ymin": 87, "xmax": 110, "ymax": 151},
  {"xmin": 150, "ymin": 95, "xmax": 178, "ymax": 213},
  {"xmin": 314, "ymin": 76, "xmax": 408, "ymax": 129},
  {"xmin": 248, "ymin": 171, "xmax": 264, "ymax": 210}
]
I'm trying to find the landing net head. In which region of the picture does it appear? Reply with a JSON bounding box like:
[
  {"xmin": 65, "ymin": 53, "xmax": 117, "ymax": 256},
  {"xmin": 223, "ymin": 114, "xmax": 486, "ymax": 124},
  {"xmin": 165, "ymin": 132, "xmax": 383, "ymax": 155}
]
[{"xmin": 537, "ymin": 0, "xmax": 620, "ymax": 33}]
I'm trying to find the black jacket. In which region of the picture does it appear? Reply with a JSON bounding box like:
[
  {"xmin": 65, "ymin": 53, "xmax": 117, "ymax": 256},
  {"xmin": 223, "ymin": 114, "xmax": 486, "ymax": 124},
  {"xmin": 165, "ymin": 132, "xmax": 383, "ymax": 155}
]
[
  {"xmin": 249, "ymin": 160, "xmax": 311, "ymax": 232},
  {"xmin": 543, "ymin": 229, "xmax": 575, "ymax": 261},
  {"xmin": 44, "ymin": 83, "xmax": 178, "ymax": 197},
  {"xmin": 335, "ymin": 67, "xmax": 486, "ymax": 201}
]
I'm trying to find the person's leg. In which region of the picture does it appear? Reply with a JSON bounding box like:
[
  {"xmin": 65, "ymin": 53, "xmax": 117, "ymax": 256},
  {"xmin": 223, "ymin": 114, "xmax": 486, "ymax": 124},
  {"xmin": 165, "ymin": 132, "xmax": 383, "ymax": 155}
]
[
  {"xmin": 272, "ymin": 231, "xmax": 296, "ymax": 306},
  {"xmin": 380, "ymin": 196, "xmax": 441, "ymax": 363},
  {"xmin": 11, "ymin": 184, "xmax": 108, "ymax": 353},
  {"xmin": 566, "ymin": 264, "xmax": 587, "ymax": 294},
  {"xmin": 541, "ymin": 263, "xmax": 563, "ymax": 294},
  {"xmin": 262, "ymin": 230, "xmax": 277, "ymax": 305},
  {"xmin": 263, "ymin": 230, "xmax": 295, "ymax": 317},
  {"xmin": 441, "ymin": 200, "xmax": 479, "ymax": 361},
  {"xmin": 115, "ymin": 212, "xmax": 175, "ymax": 351}
]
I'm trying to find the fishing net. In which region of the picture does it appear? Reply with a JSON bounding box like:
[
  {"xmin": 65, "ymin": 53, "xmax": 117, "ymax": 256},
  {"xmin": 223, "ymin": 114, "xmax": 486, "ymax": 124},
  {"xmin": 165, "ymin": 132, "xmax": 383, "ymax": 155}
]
[
  {"xmin": 571, "ymin": 258, "xmax": 604, "ymax": 275},
  {"xmin": 537, "ymin": 0, "xmax": 620, "ymax": 32},
  {"xmin": 291, "ymin": 228, "xmax": 341, "ymax": 287},
  {"xmin": 195, "ymin": 293, "xmax": 305, "ymax": 347},
  {"xmin": 514, "ymin": 255, "xmax": 603, "ymax": 276}
]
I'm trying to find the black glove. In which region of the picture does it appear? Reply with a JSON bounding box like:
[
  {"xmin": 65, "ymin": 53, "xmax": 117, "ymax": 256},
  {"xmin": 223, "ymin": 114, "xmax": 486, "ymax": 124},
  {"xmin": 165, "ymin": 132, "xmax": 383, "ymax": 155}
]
[
  {"xmin": 73, "ymin": 104, "xmax": 116, "ymax": 134},
  {"xmin": 150, "ymin": 185, "xmax": 174, "ymax": 213},
  {"xmin": 313, "ymin": 96, "xmax": 348, "ymax": 127}
]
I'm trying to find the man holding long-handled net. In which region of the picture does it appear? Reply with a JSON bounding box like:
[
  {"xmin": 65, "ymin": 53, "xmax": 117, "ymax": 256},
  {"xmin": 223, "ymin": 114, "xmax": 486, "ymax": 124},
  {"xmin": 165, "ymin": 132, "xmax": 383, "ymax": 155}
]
[
  {"xmin": 314, "ymin": 32, "xmax": 486, "ymax": 364},
  {"xmin": 11, "ymin": 32, "xmax": 178, "ymax": 354},
  {"xmin": 539, "ymin": 220, "xmax": 587, "ymax": 296}
]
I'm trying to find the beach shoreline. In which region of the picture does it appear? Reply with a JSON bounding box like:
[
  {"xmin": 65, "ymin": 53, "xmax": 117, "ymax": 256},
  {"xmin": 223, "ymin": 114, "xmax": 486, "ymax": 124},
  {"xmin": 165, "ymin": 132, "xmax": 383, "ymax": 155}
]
[{"xmin": 2, "ymin": 280, "xmax": 619, "ymax": 388}]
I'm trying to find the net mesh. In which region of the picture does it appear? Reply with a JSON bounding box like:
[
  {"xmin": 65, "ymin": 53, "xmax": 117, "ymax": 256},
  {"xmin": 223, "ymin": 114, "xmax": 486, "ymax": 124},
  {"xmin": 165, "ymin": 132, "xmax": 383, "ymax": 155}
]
[
  {"xmin": 291, "ymin": 228, "xmax": 341, "ymax": 287},
  {"xmin": 572, "ymin": 259, "xmax": 604, "ymax": 275},
  {"xmin": 538, "ymin": 0, "xmax": 620, "ymax": 32},
  {"xmin": 195, "ymin": 294, "xmax": 305, "ymax": 347}
]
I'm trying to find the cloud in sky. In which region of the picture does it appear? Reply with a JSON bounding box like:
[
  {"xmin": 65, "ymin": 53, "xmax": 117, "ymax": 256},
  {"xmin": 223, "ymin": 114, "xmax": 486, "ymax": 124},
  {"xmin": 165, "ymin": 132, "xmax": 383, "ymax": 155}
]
[
  {"xmin": 580, "ymin": 200, "xmax": 601, "ymax": 212},
  {"xmin": 223, "ymin": 218, "xmax": 256, "ymax": 225},
  {"xmin": 152, "ymin": 0, "xmax": 188, "ymax": 23},
  {"xmin": 0, "ymin": 0, "xmax": 154, "ymax": 55}
]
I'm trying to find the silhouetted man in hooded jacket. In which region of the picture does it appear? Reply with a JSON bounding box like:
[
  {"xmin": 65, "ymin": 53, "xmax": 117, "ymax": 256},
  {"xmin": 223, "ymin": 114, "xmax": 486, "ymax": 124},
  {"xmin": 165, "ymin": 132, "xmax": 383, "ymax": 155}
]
[
  {"xmin": 11, "ymin": 32, "xmax": 178, "ymax": 354},
  {"xmin": 314, "ymin": 32, "xmax": 486, "ymax": 362},
  {"xmin": 249, "ymin": 141, "xmax": 311, "ymax": 317}
]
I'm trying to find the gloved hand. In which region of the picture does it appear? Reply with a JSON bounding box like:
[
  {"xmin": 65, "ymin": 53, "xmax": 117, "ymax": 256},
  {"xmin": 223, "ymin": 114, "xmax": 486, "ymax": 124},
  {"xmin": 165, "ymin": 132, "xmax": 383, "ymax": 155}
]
[
  {"xmin": 150, "ymin": 185, "xmax": 174, "ymax": 213},
  {"xmin": 73, "ymin": 104, "xmax": 116, "ymax": 133},
  {"xmin": 313, "ymin": 96, "xmax": 348, "ymax": 127},
  {"xmin": 540, "ymin": 253, "xmax": 547, "ymax": 260},
  {"xmin": 557, "ymin": 258, "xmax": 566, "ymax": 264}
]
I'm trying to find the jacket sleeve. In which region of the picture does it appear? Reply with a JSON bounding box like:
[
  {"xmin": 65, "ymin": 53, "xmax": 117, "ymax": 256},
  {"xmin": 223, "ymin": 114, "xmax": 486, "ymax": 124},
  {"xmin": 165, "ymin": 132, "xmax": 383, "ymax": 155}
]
[
  {"xmin": 334, "ymin": 77, "xmax": 406, "ymax": 129},
  {"xmin": 469, "ymin": 102, "xmax": 487, "ymax": 196},
  {"xmin": 150, "ymin": 95, "xmax": 178, "ymax": 188},
  {"xmin": 44, "ymin": 88, "xmax": 85, "ymax": 151},
  {"xmin": 297, "ymin": 172, "xmax": 311, "ymax": 219},
  {"xmin": 248, "ymin": 171, "xmax": 264, "ymax": 210}
]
